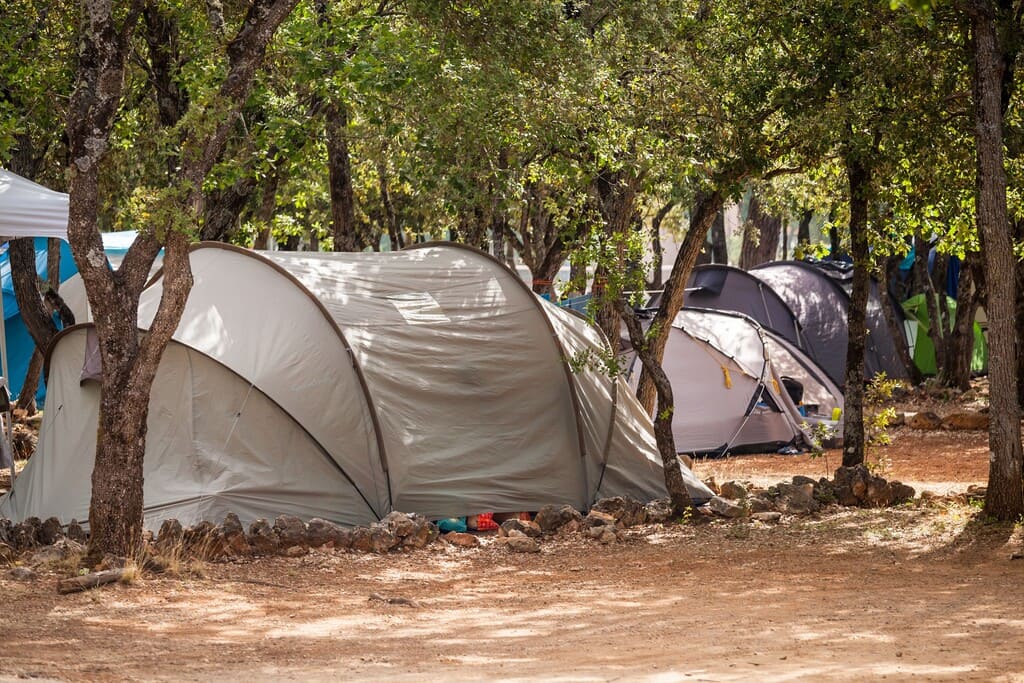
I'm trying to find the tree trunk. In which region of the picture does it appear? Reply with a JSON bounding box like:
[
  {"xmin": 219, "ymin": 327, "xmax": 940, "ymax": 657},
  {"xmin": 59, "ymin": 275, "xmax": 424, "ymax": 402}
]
[
  {"xmin": 252, "ymin": 167, "xmax": 280, "ymax": 250},
  {"xmin": 201, "ymin": 175, "xmax": 256, "ymax": 241},
  {"xmin": 378, "ymin": 161, "xmax": 404, "ymax": 251},
  {"xmin": 841, "ymin": 154, "xmax": 871, "ymax": 467},
  {"xmin": 649, "ymin": 201, "xmax": 675, "ymax": 289},
  {"xmin": 946, "ymin": 252, "xmax": 980, "ymax": 391},
  {"xmin": 15, "ymin": 351, "xmax": 42, "ymax": 414},
  {"xmin": 913, "ymin": 235, "xmax": 948, "ymax": 375},
  {"xmin": 67, "ymin": 0, "xmax": 299, "ymax": 560},
  {"xmin": 326, "ymin": 102, "xmax": 361, "ymax": 252},
  {"xmin": 591, "ymin": 169, "xmax": 639, "ymax": 343},
  {"xmin": 879, "ymin": 254, "xmax": 923, "ymax": 385},
  {"xmin": 618, "ymin": 300, "xmax": 694, "ymax": 516},
  {"xmin": 636, "ymin": 190, "xmax": 725, "ymax": 413},
  {"xmin": 740, "ymin": 194, "xmax": 781, "ymax": 269},
  {"xmin": 9, "ymin": 239, "xmax": 59, "ymax": 352},
  {"xmin": 968, "ymin": 0, "xmax": 1023, "ymax": 520},
  {"xmin": 710, "ymin": 210, "xmax": 728, "ymax": 263},
  {"xmin": 797, "ymin": 209, "xmax": 812, "ymax": 245}
]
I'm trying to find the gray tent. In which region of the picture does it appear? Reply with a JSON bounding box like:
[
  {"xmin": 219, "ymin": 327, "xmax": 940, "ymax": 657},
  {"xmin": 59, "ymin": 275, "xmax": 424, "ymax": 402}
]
[
  {"xmin": 684, "ymin": 264, "xmax": 806, "ymax": 349},
  {"xmin": 663, "ymin": 309, "xmax": 843, "ymax": 456},
  {"xmin": 749, "ymin": 261, "xmax": 909, "ymax": 387},
  {"xmin": 0, "ymin": 243, "xmax": 711, "ymax": 529}
]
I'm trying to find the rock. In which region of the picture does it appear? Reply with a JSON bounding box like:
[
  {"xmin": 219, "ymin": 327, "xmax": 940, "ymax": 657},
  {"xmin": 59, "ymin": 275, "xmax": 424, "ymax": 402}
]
[
  {"xmin": 942, "ymin": 411, "xmax": 989, "ymax": 431},
  {"xmin": 582, "ymin": 510, "xmax": 618, "ymax": 530},
  {"xmin": 908, "ymin": 411, "xmax": 943, "ymax": 430},
  {"xmin": 503, "ymin": 535, "xmax": 540, "ymax": 553},
  {"xmin": 919, "ymin": 490, "xmax": 938, "ymax": 501},
  {"xmin": 156, "ymin": 519, "xmax": 185, "ymax": 553},
  {"xmin": 751, "ymin": 511, "xmax": 783, "ymax": 523},
  {"xmin": 791, "ymin": 475, "xmax": 817, "ymax": 488},
  {"xmin": 0, "ymin": 519, "xmax": 11, "ymax": 544},
  {"xmin": 11, "ymin": 517, "xmax": 41, "ymax": 550},
  {"xmin": 28, "ymin": 539, "xmax": 84, "ymax": 567},
  {"xmin": 534, "ymin": 504, "xmax": 584, "ymax": 533},
  {"xmin": 597, "ymin": 527, "xmax": 618, "ymax": 544},
  {"xmin": 747, "ymin": 497, "xmax": 774, "ymax": 513},
  {"xmin": 380, "ymin": 511, "xmax": 418, "ymax": 539},
  {"xmin": 865, "ymin": 477, "xmax": 895, "ymax": 507},
  {"xmin": 273, "ymin": 515, "xmax": 308, "ymax": 549},
  {"xmin": 66, "ymin": 519, "xmax": 88, "ymax": 544},
  {"xmin": 776, "ymin": 482, "xmax": 819, "ymax": 514},
  {"xmin": 719, "ymin": 481, "xmax": 748, "ymax": 500},
  {"xmin": 349, "ymin": 527, "xmax": 374, "ymax": 553},
  {"xmin": 703, "ymin": 477, "xmax": 720, "ymax": 495},
  {"xmin": 368, "ymin": 524, "xmax": 400, "ymax": 553},
  {"xmin": 499, "ymin": 518, "xmax": 542, "ymax": 538},
  {"xmin": 591, "ymin": 496, "xmax": 647, "ymax": 527},
  {"xmin": 890, "ymin": 482, "xmax": 916, "ymax": 505},
  {"xmin": 708, "ymin": 495, "xmax": 747, "ymax": 519},
  {"xmin": 833, "ymin": 465, "xmax": 872, "ymax": 506},
  {"xmin": 38, "ymin": 517, "xmax": 63, "ymax": 546},
  {"xmin": 0, "ymin": 542, "xmax": 13, "ymax": 564},
  {"xmin": 8, "ymin": 566, "xmax": 36, "ymax": 581},
  {"xmin": 306, "ymin": 518, "xmax": 347, "ymax": 548},
  {"xmin": 813, "ymin": 479, "xmax": 837, "ymax": 505},
  {"xmin": 219, "ymin": 513, "xmax": 251, "ymax": 556},
  {"xmin": 247, "ymin": 518, "xmax": 279, "ymax": 555},
  {"xmin": 643, "ymin": 498, "xmax": 674, "ymax": 524},
  {"xmin": 443, "ymin": 532, "xmax": 480, "ymax": 548},
  {"xmin": 283, "ymin": 545, "xmax": 308, "ymax": 558},
  {"xmin": 400, "ymin": 519, "xmax": 437, "ymax": 549}
]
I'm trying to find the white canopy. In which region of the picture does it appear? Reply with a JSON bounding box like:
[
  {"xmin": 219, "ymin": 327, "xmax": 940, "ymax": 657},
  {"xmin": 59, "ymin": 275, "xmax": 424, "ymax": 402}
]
[{"xmin": 0, "ymin": 169, "xmax": 69, "ymax": 241}]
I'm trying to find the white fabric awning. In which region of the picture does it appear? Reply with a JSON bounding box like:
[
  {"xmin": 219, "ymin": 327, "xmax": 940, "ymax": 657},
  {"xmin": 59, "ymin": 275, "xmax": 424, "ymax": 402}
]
[{"xmin": 0, "ymin": 169, "xmax": 69, "ymax": 241}]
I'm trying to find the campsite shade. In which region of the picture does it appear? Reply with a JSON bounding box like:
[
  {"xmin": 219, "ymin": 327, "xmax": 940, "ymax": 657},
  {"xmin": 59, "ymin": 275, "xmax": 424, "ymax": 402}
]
[
  {"xmin": 0, "ymin": 243, "xmax": 712, "ymax": 528},
  {"xmin": 664, "ymin": 309, "xmax": 843, "ymax": 456},
  {"xmin": 901, "ymin": 293, "xmax": 988, "ymax": 375},
  {"xmin": 684, "ymin": 263, "xmax": 806, "ymax": 349},
  {"xmin": 749, "ymin": 261, "xmax": 910, "ymax": 387}
]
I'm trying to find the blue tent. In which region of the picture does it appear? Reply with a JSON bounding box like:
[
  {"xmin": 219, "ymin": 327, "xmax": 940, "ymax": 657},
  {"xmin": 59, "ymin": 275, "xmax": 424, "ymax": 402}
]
[{"xmin": 2, "ymin": 233, "xmax": 136, "ymax": 402}]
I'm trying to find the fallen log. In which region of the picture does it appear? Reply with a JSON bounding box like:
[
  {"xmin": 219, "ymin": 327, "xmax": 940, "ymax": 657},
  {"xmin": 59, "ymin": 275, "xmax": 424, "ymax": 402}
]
[{"xmin": 57, "ymin": 569, "xmax": 125, "ymax": 595}]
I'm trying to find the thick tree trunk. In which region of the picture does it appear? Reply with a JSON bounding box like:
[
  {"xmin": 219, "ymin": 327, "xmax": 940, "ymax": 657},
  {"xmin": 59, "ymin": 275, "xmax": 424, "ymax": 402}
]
[
  {"xmin": 636, "ymin": 190, "xmax": 724, "ymax": 413},
  {"xmin": 201, "ymin": 175, "xmax": 255, "ymax": 241},
  {"xmin": 15, "ymin": 351, "xmax": 42, "ymax": 414},
  {"xmin": 841, "ymin": 154, "xmax": 871, "ymax": 467},
  {"xmin": 326, "ymin": 102, "xmax": 361, "ymax": 252},
  {"xmin": 740, "ymin": 195, "xmax": 781, "ymax": 269},
  {"xmin": 378, "ymin": 161, "xmax": 404, "ymax": 251},
  {"xmin": 68, "ymin": 0, "xmax": 299, "ymax": 560},
  {"xmin": 968, "ymin": 0, "xmax": 1023, "ymax": 520},
  {"xmin": 9, "ymin": 239, "xmax": 59, "ymax": 352},
  {"xmin": 618, "ymin": 300, "xmax": 694, "ymax": 516}
]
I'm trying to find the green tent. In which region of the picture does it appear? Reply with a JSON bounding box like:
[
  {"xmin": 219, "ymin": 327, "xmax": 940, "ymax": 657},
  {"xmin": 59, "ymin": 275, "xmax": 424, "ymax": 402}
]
[{"xmin": 901, "ymin": 293, "xmax": 987, "ymax": 376}]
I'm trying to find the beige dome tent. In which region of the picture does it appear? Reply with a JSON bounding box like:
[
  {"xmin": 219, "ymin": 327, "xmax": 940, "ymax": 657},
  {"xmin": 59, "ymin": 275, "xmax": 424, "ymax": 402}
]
[
  {"xmin": 0, "ymin": 243, "xmax": 711, "ymax": 529},
  {"xmin": 664, "ymin": 309, "xmax": 843, "ymax": 457}
]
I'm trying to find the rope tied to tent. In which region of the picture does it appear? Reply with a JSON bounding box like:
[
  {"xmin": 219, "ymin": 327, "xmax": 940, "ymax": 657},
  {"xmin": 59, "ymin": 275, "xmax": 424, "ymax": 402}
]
[{"xmin": 722, "ymin": 366, "xmax": 732, "ymax": 389}]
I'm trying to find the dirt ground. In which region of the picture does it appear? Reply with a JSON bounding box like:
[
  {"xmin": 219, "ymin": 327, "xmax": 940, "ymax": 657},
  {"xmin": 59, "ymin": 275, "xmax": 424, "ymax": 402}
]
[{"xmin": 3, "ymin": 427, "xmax": 1024, "ymax": 682}]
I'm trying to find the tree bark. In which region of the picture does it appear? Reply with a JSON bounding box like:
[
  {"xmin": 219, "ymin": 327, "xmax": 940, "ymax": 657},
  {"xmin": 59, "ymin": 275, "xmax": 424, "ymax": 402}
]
[
  {"xmin": 945, "ymin": 252, "xmax": 980, "ymax": 391},
  {"xmin": 879, "ymin": 254, "xmax": 923, "ymax": 385},
  {"xmin": 841, "ymin": 153, "xmax": 871, "ymax": 467},
  {"xmin": 649, "ymin": 201, "xmax": 675, "ymax": 290},
  {"xmin": 326, "ymin": 102, "xmax": 361, "ymax": 252},
  {"xmin": 15, "ymin": 351, "xmax": 43, "ymax": 414},
  {"xmin": 618, "ymin": 300, "xmax": 694, "ymax": 516},
  {"xmin": 797, "ymin": 209, "xmax": 812, "ymax": 246},
  {"xmin": 591, "ymin": 169, "xmax": 639, "ymax": 343},
  {"xmin": 9, "ymin": 239, "xmax": 59, "ymax": 353},
  {"xmin": 67, "ymin": 0, "xmax": 299, "ymax": 560},
  {"xmin": 710, "ymin": 210, "xmax": 728, "ymax": 263},
  {"xmin": 967, "ymin": 0, "xmax": 1023, "ymax": 520},
  {"xmin": 740, "ymin": 194, "xmax": 781, "ymax": 269},
  {"xmin": 913, "ymin": 234, "xmax": 948, "ymax": 375},
  {"xmin": 636, "ymin": 190, "xmax": 724, "ymax": 413},
  {"xmin": 201, "ymin": 175, "xmax": 256, "ymax": 241},
  {"xmin": 252, "ymin": 166, "xmax": 280, "ymax": 250}
]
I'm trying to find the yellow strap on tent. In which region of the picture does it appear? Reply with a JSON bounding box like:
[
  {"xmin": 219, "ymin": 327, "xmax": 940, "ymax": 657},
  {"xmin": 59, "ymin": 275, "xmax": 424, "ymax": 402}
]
[
  {"xmin": 722, "ymin": 366, "xmax": 732, "ymax": 389},
  {"xmin": 772, "ymin": 378, "xmax": 780, "ymax": 395}
]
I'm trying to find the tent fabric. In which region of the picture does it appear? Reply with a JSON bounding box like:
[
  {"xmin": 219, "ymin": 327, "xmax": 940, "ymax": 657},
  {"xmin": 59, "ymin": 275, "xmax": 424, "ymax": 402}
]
[
  {"xmin": 684, "ymin": 264, "xmax": 806, "ymax": 349},
  {"xmin": 1, "ymin": 243, "xmax": 712, "ymax": 529},
  {"xmin": 901, "ymin": 293, "xmax": 988, "ymax": 375},
  {"xmin": 665, "ymin": 309, "xmax": 843, "ymax": 456},
  {"xmin": 749, "ymin": 261, "xmax": 910, "ymax": 387},
  {"xmin": 0, "ymin": 170, "xmax": 68, "ymax": 241}
]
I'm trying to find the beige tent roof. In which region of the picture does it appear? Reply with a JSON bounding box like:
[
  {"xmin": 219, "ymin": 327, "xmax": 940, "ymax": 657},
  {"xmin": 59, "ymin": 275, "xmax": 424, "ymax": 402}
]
[{"xmin": 2, "ymin": 243, "xmax": 711, "ymax": 528}]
